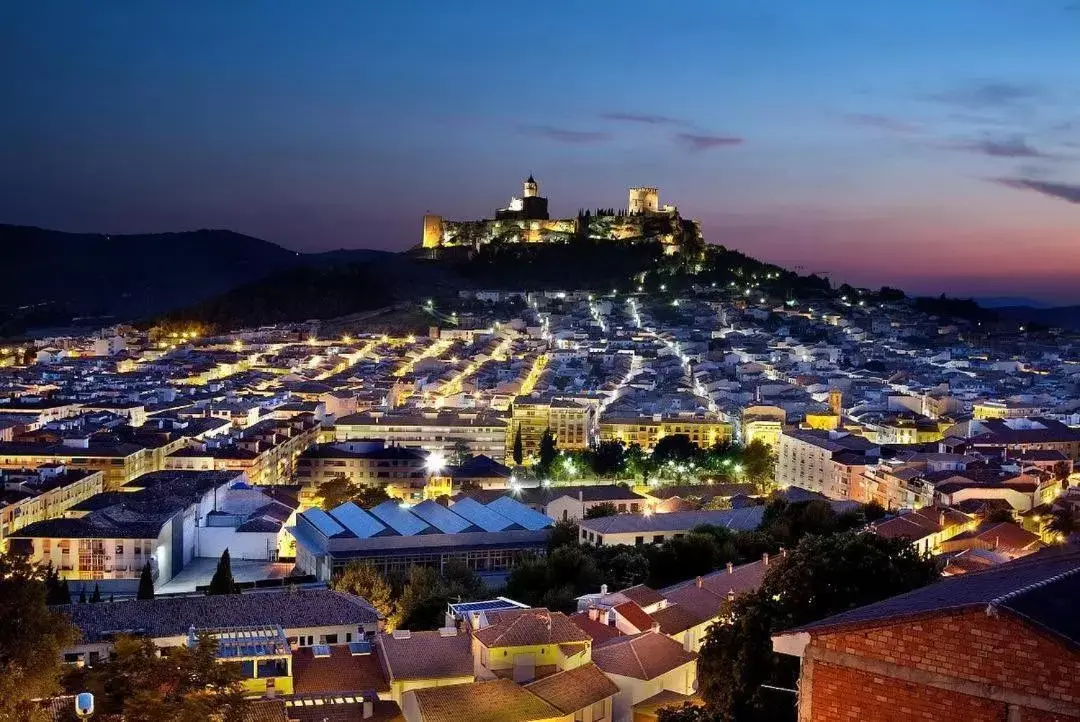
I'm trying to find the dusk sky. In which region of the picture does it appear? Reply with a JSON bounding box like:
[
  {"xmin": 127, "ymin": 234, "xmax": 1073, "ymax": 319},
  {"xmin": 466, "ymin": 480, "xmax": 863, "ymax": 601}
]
[{"xmin": 2, "ymin": 1, "xmax": 1079, "ymax": 302}]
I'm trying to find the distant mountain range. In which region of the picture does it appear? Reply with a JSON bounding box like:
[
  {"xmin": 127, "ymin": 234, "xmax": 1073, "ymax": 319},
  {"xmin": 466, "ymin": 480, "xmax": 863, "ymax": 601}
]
[{"xmin": 0, "ymin": 224, "xmax": 388, "ymax": 334}]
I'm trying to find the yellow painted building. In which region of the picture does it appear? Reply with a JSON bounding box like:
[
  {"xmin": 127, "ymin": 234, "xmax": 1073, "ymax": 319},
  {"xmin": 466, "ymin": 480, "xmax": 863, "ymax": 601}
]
[
  {"xmin": 598, "ymin": 414, "xmax": 732, "ymax": 451},
  {"xmin": 0, "ymin": 469, "xmax": 104, "ymax": 550},
  {"xmin": 509, "ymin": 397, "xmax": 596, "ymax": 460},
  {"xmin": 0, "ymin": 441, "xmax": 155, "ymax": 491}
]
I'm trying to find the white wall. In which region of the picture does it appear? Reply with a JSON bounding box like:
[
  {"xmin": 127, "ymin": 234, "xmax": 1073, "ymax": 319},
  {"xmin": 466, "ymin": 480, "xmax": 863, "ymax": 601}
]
[{"xmin": 197, "ymin": 526, "xmax": 277, "ymax": 560}]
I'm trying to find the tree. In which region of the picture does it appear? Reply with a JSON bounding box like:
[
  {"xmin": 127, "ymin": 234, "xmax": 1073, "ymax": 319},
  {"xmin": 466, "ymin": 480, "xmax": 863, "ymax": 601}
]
[
  {"xmin": 547, "ymin": 519, "xmax": 580, "ymax": 553},
  {"xmin": 984, "ymin": 508, "xmax": 1016, "ymax": 525},
  {"xmin": 602, "ymin": 548, "xmax": 651, "ymax": 590},
  {"xmin": 77, "ymin": 586, "xmax": 87, "ymax": 604},
  {"xmin": 537, "ymin": 428, "xmax": 557, "ymax": 474},
  {"xmin": 657, "ymin": 702, "xmax": 715, "ymax": 721},
  {"xmin": 512, "ymin": 426, "xmax": 524, "ymax": 466},
  {"xmin": 90, "ymin": 584, "xmax": 102, "ymax": 604},
  {"xmin": 0, "ymin": 554, "xmax": 78, "ymax": 720},
  {"xmin": 1047, "ymin": 507, "xmax": 1078, "ymax": 539},
  {"xmin": 589, "ymin": 440, "xmax": 625, "ymax": 477},
  {"xmin": 584, "ymin": 502, "xmax": 619, "ymax": 519},
  {"xmin": 697, "ymin": 532, "xmax": 940, "ymax": 721},
  {"xmin": 74, "ymin": 634, "xmax": 247, "ymax": 720},
  {"xmin": 354, "ymin": 484, "xmax": 391, "ymax": 508},
  {"xmin": 741, "ymin": 440, "xmax": 776, "ymax": 493},
  {"xmin": 137, "ymin": 561, "xmax": 155, "ymax": 600},
  {"xmin": 395, "ymin": 566, "xmax": 446, "ymax": 630},
  {"xmin": 317, "ymin": 475, "xmax": 354, "ymax": 511},
  {"xmin": 652, "ymin": 434, "xmax": 698, "ymax": 465},
  {"xmin": 207, "ymin": 548, "xmax": 238, "ymax": 595},
  {"xmin": 334, "ymin": 562, "xmax": 395, "ymax": 627},
  {"xmin": 450, "ymin": 440, "xmax": 473, "ymax": 467},
  {"xmin": 44, "ymin": 563, "xmax": 71, "ymax": 605}
]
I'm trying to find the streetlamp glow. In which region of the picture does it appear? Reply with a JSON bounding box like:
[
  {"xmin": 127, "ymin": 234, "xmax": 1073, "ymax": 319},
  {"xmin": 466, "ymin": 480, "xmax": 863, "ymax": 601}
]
[{"xmin": 425, "ymin": 451, "xmax": 447, "ymax": 473}]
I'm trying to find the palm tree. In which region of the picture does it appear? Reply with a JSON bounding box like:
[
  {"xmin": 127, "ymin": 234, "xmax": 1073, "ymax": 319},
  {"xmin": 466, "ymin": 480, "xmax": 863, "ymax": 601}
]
[{"xmin": 1046, "ymin": 508, "xmax": 1078, "ymax": 539}]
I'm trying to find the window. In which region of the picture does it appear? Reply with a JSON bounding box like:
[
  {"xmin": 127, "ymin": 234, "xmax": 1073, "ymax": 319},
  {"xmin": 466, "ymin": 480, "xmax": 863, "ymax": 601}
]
[
  {"xmin": 653, "ymin": 535, "xmax": 664, "ymax": 544},
  {"xmin": 635, "ymin": 536, "xmax": 644, "ymax": 546},
  {"xmin": 324, "ymin": 634, "xmax": 338, "ymax": 644},
  {"xmin": 115, "ymin": 543, "xmax": 124, "ymax": 555}
]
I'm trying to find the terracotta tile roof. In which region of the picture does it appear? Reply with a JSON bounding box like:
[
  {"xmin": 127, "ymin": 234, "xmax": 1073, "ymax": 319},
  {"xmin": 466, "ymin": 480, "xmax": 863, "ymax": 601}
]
[
  {"xmin": 659, "ymin": 584, "xmax": 725, "ymax": 623},
  {"xmin": 618, "ymin": 584, "xmax": 665, "ymax": 608},
  {"xmin": 524, "ymin": 662, "xmax": 620, "ymax": 714},
  {"xmin": 376, "ymin": 630, "xmax": 473, "ymax": 681},
  {"xmin": 473, "ymin": 608, "xmax": 591, "ymax": 647},
  {"xmin": 407, "ymin": 679, "xmax": 563, "ymax": 722},
  {"xmin": 592, "ymin": 632, "xmax": 698, "ymax": 680},
  {"xmin": 284, "ymin": 697, "xmax": 403, "ymax": 722},
  {"xmin": 614, "ymin": 601, "xmax": 655, "ymax": 633},
  {"xmin": 649, "ymin": 603, "xmax": 702, "ymax": 635},
  {"xmin": 568, "ymin": 611, "xmax": 624, "ymax": 643},
  {"xmin": 292, "ymin": 644, "xmax": 389, "ymax": 695}
]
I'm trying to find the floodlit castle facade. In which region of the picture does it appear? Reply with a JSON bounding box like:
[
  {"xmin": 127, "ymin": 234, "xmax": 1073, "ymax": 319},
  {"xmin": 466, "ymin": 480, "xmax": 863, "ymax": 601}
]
[{"xmin": 422, "ymin": 176, "xmax": 701, "ymax": 253}]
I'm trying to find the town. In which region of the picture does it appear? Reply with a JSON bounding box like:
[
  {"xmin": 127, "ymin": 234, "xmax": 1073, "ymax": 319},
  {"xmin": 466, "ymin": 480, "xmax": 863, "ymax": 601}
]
[{"xmin": 2, "ymin": 267, "xmax": 1078, "ymax": 721}]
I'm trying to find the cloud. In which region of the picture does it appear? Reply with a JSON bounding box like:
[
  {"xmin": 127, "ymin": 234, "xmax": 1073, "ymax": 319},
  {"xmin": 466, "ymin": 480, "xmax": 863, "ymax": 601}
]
[
  {"xmin": 843, "ymin": 113, "xmax": 922, "ymax": 134},
  {"xmin": 929, "ymin": 81, "xmax": 1042, "ymax": 110},
  {"xmin": 992, "ymin": 178, "xmax": 1080, "ymax": 204},
  {"xmin": 674, "ymin": 132, "xmax": 744, "ymax": 152},
  {"xmin": 519, "ymin": 125, "xmax": 612, "ymax": 144},
  {"xmin": 951, "ymin": 134, "xmax": 1054, "ymax": 158},
  {"xmin": 600, "ymin": 112, "xmax": 687, "ymax": 126}
]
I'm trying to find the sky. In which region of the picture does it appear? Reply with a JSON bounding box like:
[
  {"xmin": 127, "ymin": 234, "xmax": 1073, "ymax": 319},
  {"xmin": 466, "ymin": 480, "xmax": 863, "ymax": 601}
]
[{"xmin": 2, "ymin": 1, "xmax": 1079, "ymax": 302}]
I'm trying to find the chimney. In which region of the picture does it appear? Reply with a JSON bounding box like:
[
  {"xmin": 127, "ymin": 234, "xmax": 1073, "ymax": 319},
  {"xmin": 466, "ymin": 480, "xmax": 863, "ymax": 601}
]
[
  {"xmin": 726, "ymin": 562, "xmax": 733, "ymax": 574},
  {"xmin": 579, "ymin": 490, "xmax": 584, "ymax": 503},
  {"xmin": 780, "ymin": 547, "xmax": 787, "ymax": 558},
  {"xmin": 762, "ymin": 552, "xmax": 769, "ymax": 567},
  {"xmin": 363, "ymin": 697, "xmax": 374, "ymax": 719},
  {"xmin": 600, "ymin": 584, "xmax": 608, "ymax": 595},
  {"xmin": 650, "ymin": 622, "xmax": 661, "ymax": 633},
  {"xmin": 588, "ymin": 607, "xmax": 600, "ymax": 622},
  {"xmin": 938, "ymin": 510, "xmax": 946, "ymax": 527},
  {"xmin": 695, "ymin": 576, "xmax": 703, "ymax": 588},
  {"xmin": 728, "ymin": 589, "xmax": 736, "ymax": 602}
]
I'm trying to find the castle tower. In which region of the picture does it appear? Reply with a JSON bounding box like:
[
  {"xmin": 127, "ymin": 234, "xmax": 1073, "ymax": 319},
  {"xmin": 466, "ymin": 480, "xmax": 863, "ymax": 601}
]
[
  {"xmin": 523, "ymin": 174, "xmax": 538, "ymax": 198},
  {"xmin": 628, "ymin": 187, "xmax": 659, "ymax": 214},
  {"xmin": 422, "ymin": 214, "xmax": 444, "ymax": 249}
]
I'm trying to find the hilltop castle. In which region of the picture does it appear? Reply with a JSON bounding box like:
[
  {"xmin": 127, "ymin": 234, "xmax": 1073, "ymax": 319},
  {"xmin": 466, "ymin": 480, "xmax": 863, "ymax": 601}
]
[{"xmin": 422, "ymin": 176, "xmax": 701, "ymax": 253}]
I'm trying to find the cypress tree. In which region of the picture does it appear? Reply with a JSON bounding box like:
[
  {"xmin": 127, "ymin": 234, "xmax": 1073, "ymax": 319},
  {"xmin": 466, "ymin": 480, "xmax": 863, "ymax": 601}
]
[
  {"xmin": 137, "ymin": 561, "xmax": 155, "ymax": 600},
  {"xmin": 78, "ymin": 586, "xmax": 87, "ymax": 604},
  {"xmin": 90, "ymin": 584, "xmax": 102, "ymax": 603},
  {"xmin": 207, "ymin": 548, "xmax": 238, "ymax": 595}
]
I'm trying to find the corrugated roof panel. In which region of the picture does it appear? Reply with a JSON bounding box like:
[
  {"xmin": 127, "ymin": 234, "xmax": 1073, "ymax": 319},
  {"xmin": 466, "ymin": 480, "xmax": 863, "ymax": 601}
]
[
  {"xmin": 448, "ymin": 496, "xmax": 515, "ymax": 532},
  {"xmin": 486, "ymin": 496, "xmax": 553, "ymax": 531},
  {"xmin": 303, "ymin": 507, "xmax": 347, "ymax": 538},
  {"xmin": 407, "ymin": 499, "xmax": 474, "ymax": 534},
  {"xmin": 329, "ymin": 502, "xmax": 389, "ymax": 538},
  {"xmin": 368, "ymin": 500, "xmax": 431, "ymax": 536}
]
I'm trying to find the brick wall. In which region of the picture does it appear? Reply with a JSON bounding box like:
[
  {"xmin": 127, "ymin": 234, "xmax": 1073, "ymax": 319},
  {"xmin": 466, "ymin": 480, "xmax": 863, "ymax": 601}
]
[{"xmin": 801, "ymin": 608, "xmax": 1079, "ymax": 721}]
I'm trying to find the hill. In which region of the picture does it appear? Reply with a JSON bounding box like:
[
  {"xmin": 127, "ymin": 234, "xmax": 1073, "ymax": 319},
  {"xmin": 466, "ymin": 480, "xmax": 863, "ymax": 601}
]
[{"xmin": 0, "ymin": 224, "xmax": 387, "ymax": 336}]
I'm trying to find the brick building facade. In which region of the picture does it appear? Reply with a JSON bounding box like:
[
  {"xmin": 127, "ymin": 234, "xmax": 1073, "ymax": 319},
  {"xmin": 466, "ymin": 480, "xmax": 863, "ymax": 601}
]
[{"xmin": 773, "ymin": 550, "xmax": 1080, "ymax": 721}]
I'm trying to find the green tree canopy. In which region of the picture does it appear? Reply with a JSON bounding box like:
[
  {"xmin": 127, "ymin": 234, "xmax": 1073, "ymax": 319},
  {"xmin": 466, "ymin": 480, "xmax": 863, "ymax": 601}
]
[
  {"xmin": 70, "ymin": 634, "xmax": 246, "ymax": 721},
  {"xmin": 697, "ymin": 531, "xmax": 940, "ymax": 721},
  {"xmin": 0, "ymin": 554, "xmax": 77, "ymax": 720},
  {"xmin": 584, "ymin": 502, "xmax": 619, "ymax": 519},
  {"xmin": 333, "ymin": 562, "xmax": 395, "ymax": 627}
]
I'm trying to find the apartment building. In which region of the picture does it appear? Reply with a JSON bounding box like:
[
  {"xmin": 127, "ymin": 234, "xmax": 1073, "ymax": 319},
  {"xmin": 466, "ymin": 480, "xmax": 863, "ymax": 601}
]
[
  {"xmin": 0, "ymin": 466, "xmax": 104, "ymax": 549},
  {"xmin": 776, "ymin": 429, "xmax": 880, "ymax": 500},
  {"xmin": 598, "ymin": 413, "xmax": 732, "ymax": 452},
  {"xmin": 336, "ymin": 410, "xmax": 507, "ymax": 462},
  {"xmin": 0, "ymin": 439, "xmax": 155, "ymax": 490}
]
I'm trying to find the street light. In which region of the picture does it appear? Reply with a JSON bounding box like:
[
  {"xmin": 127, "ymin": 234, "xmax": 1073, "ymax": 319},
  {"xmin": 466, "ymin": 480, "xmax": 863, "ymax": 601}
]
[{"xmin": 425, "ymin": 451, "xmax": 447, "ymax": 473}]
